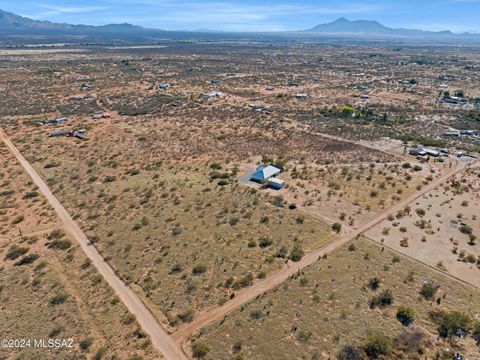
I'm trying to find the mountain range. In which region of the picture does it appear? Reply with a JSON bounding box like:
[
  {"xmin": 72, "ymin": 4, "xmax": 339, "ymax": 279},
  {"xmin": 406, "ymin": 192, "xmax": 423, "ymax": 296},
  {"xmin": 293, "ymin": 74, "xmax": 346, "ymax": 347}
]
[
  {"xmin": 0, "ymin": 8, "xmax": 479, "ymax": 43},
  {"xmin": 305, "ymin": 17, "xmax": 466, "ymax": 38},
  {"xmin": 0, "ymin": 8, "xmax": 146, "ymax": 32}
]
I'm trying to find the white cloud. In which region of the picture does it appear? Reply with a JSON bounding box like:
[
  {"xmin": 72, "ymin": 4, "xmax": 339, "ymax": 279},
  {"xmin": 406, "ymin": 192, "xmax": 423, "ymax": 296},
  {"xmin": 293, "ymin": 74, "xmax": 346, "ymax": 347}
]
[{"xmin": 27, "ymin": 3, "xmax": 110, "ymax": 19}]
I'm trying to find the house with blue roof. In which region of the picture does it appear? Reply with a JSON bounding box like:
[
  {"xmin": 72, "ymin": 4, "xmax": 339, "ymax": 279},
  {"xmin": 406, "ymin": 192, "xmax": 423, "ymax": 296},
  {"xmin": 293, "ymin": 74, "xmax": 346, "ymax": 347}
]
[{"xmin": 250, "ymin": 165, "xmax": 285, "ymax": 190}]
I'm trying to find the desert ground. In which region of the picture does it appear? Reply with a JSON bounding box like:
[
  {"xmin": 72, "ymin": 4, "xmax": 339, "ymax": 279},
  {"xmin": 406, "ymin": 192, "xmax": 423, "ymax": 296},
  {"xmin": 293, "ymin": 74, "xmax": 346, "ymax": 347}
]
[
  {"xmin": 366, "ymin": 161, "xmax": 480, "ymax": 287},
  {"xmin": 0, "ymin": 41, "xmax": 479, "ymax": 359},
  {"xmin": 0, "ymin": 140, "xmax": 160, "ymax": 359}
]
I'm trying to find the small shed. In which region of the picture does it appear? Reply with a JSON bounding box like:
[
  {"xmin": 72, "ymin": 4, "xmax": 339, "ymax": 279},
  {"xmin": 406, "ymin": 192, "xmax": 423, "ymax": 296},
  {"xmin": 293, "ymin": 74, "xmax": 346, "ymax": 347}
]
[{"xmin": 268, "ymin": 177, "xmax": 285, "ymax": 190}]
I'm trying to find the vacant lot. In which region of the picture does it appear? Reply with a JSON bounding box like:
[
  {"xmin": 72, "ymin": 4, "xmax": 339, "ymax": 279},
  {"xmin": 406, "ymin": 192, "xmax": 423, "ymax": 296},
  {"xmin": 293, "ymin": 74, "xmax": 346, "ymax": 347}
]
[
  {"xmin": 366, "ymin": 161, "xmax": 480, "ymax": 287},
  {"xmin": 0, "ymin": 141, "xmax": 159, "ymax": 360},
  {"xmin": 193, "ymin": 238, "xmax": 480, "ymax": 359},
  {"xmin": 13, "ymin": 135, "xmax": 334, "ymax": 327}
]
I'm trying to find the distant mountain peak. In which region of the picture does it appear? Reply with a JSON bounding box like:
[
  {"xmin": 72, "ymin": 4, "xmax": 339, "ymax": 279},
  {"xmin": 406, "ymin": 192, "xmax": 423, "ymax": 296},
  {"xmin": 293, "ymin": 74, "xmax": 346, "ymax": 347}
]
[
  {"xmin": 304, "ymin": 17, "xmax": 468, "ymax": 38},
  {"xmin": 0, "ymin": 8, "xmax": 145, "ymax": 32},
  {"xmin": 306, "ymin": 18, "xmax": 391, "ymax": 34}
]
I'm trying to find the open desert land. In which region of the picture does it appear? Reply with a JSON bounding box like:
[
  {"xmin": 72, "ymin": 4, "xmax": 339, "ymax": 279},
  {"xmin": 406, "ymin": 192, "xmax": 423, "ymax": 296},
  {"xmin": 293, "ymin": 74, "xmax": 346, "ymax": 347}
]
[
  {"xmin": 0, "ymin": 41, "xmax": 479, "ymax": 360},
  {"xmin": 239, "ymin": 153, "xmax": 455, "ymax": 228},
  {"xmin": 365, "ymin": 160, "xmax": 480, "ymax": 287},
  {"xmin": 0, "ymin": 141, "xmax": 160, "ymax": 360},
  {"xmin": 0, "ymin": 43, "xmax": 428, "ymax": 327},
  {"xmin": 192, "ymin": 238, "xmax": 480, "ymax": 360}
]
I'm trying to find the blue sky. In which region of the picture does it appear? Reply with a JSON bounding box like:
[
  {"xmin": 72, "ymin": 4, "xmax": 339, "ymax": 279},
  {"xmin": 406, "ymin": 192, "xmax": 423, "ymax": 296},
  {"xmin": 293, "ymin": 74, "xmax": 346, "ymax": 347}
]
[{"xmin": 1, "ymin": 0, "xmax": 480, "ymax": 32}]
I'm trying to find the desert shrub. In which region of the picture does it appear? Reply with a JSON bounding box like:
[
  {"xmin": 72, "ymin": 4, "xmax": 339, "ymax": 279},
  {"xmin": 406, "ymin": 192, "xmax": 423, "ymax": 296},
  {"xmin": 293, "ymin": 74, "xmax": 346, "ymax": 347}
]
[
  {"xmin": 459, "ymin": 224, "xmax": 473, "ymax": 235},
  {"xmin": 48, "ymin": 326, "xmax": 63, "ymax": 337},
  {"xmin": 192, "ymin": 342, "xmax": 210, "ymax": 358},
  {"xmin": 121, "ymin": 313, "xmax": 136, "ymax": 325},
  {"xmin": 94, "ymin": 347, "xmax": 108, "ymax": 360},
  {"xmin": 23, "ymin": 191, "xmax": 39, "ymax": 199},
  {"xmin": 297, "ymin": 330, "xmax": 312, "ymax": 342},
  {"xmin": 12, "ymin": 215, "xmax": 25, "ymax": 225},
  {"xmin": 420, "ymin": 283, "xmax": 439, "ymax": 300},
  {"xmin": 369, "ymin": 290, "xmax": 394, "ymax": 308},
  {"xmin": 364, "ymin": 335, "xmax": 392, "ymax": 358},
  {"xmin": 431, "ymin": 310, "xmax": 471, "ymax": 338},
  {"xmin": 15, "ymin": 253, "xmax": 40, "ymax": 266},
  {"xmin": 192, "ymin": 264, "xmax": 208, "ymax": 275},
  {"xmin": 396, "ymin": 306, "xmax": 415, "ymax": 326},
  {"xmin": 210, "ymin": 163, "xmax": 222, "ymax": 170},
  {"xmin": 259, "ymin": 216, "xmax": 269, "ymax": 224},
  {"xmin": 48, "ymin": 238, "xmax": 72, "ymax": 250},
  {"xmin": 258, "ymin": 236, "xmax": 273, "ymax": 248},
  {"xmin": 337, "ymin": 345, "xmax": 365, "ymax": 360},
  {"xmin": 332, "ymin": 223, "xmax": 342, "ymax": 233},
  {"xmin": 48, "ymin": 229, "xmax": 66, "ymax": 239},
  {"xmin": 368, "ymin": 277, "xmax": 381, "ymax": 290},
  {"xmin": 393, "ymin": 331, "xmax": 424, "ymax": 354},
  {"xmin": 247, "ymin": 239, "xmax": 257, "ymax": 248},
  {"xmin": 276, "ymin": 246, "xmax": 288, "ymax": 258},
  {"xmin": 250, "ymin": 309, "xmax": 264, "ymax": 320},
  {"xmin": 289, "ymin": 245, "xmax": 304, "ymax": 262},
  {"xmin": 233, "ymin": 273, "xmax": 253, "ymax": 289},
  {"xmin": 170, "ymin": 263, "xmax": 183, "ymax": 274},
  {"xmin": 178, "ymin": 307, "xmax": 195, "ymax": 323},
  {"xmin": 4, "ymin": 245, "xmax": 28, "ymax": 260},
  {"xmin": 415, "ymin": 208, "xmax": 425, "ymax": 217},
  {"xmin": 473, "ymin": 320, "xmax": 480, "ymax": 343},
  {"xmin": 50, "ymin": 293, "xmax": 69, "ymax": 305},
  {"xmin": 80, "ymin": 337, "xmax": 94, "ymax": 351},
  {"xmin": 257, "ymin": 270, "xmax": 267, "ymax": 279},
  {"xmin": 171, "ymin": 226, "xmax": 182, "ymax": 236},
  {"xmin": 229, "ymin": 216, "xmax": 239, "ymax": 226}
]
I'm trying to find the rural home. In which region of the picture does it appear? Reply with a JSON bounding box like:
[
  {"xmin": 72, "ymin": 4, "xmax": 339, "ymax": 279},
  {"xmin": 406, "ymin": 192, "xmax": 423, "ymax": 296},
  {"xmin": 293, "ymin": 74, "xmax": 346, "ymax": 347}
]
[{"xmin": 250, "ymin": 165, "xmax": 285, "ymax": 190}]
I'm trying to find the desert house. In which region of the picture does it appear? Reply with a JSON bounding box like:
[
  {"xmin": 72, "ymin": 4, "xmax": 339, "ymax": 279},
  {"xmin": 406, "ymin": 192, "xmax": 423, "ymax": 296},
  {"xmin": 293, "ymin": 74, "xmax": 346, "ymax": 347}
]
[{"xmin": 250, "ymin": 165, "xmax": 285, "ymax": 190}]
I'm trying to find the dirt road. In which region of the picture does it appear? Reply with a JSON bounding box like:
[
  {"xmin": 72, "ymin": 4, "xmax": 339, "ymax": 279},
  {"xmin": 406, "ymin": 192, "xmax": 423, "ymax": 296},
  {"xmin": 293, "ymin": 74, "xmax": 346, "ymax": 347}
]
[
  {"xmin": 0, "ymin": 130, "xmax": 187, "ymax": 360},
  {"xmin": 173, "ymin": 157, "xmax": 471, "ymax": 343}
]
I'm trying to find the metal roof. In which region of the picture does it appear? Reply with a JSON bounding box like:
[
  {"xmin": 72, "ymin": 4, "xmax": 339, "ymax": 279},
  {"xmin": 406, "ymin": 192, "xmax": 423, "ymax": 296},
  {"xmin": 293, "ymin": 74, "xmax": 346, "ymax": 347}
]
[{"xmin": 251, "ymin": 165, "xmax": 281, "ymax": 181}]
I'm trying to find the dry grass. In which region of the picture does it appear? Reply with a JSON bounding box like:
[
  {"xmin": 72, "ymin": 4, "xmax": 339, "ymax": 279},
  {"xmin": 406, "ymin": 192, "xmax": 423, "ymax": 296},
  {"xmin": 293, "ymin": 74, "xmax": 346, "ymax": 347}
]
[
  {"xmin": 0, "ymin": 141, "xmax": 160, "ymax": 359},
  {"xmin": 193, "ymin": 238, "xmax": 480, "ymax": 359}
]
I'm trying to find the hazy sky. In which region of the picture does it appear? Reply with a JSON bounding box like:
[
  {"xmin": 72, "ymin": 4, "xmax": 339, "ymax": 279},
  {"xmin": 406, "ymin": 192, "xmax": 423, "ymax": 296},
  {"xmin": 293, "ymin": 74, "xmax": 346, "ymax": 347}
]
[{"xmin": 1, "ymin": 0, "xmax": 480, "ymax": 32}]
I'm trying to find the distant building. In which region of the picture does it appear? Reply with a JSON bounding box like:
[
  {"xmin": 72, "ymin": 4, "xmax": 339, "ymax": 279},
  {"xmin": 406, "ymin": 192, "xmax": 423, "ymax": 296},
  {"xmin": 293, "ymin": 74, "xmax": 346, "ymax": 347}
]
[
  {"xmin": 459, "ymin": 130, "xmax": 478, "ymax": 135},
  {"xmin": 50, "ymin": 130, "xmax": 73, "ymax": 137},
  {"xmin": 249, "ymin": 103, "xmax": 265, "ymax": 110},
  {"xmin": 80, "ymin": 84, "xmax": 96, "ymax": 91},
  {"xmin": 409, "ymin": 147, "xmax": 439, "ymax": 157},
  {"xmin": 443, "ymin": 131, "xmax": 460, "ymax": 137},
  {"xmin": 422, "ymin": 148, "xmax": 440, "ymax": 157},
  {"xmin": 250, "ymin": 165, "xmax": 285, "ymax": 190},
  {"xmin": 92, "ymin": 111, "xmax": 110, "ymax": 120},
  {"xmin": 73, "ymin": 133, "xmax": 87, "ymax": 140},
  {"xmin": 203, "ymin": 91, "xmax": 222, "ymax": 99},
  {"xmin": 45, "ymin": 117, "xmax": 68, "ymax": 125}
]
